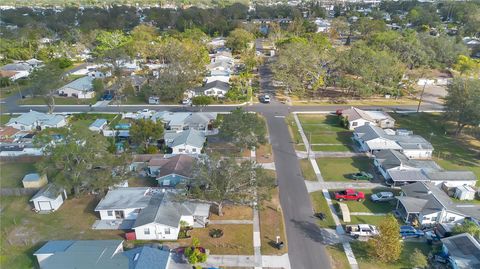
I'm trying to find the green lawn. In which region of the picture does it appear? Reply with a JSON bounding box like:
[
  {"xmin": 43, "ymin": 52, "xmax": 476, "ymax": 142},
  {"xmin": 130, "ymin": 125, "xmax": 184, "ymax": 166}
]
[
  {"xmin": 316, "ymin": 157, "xmax": 373, "ymax": 182},
  {"xmin": 310, "ymin": 191, "xmax": 337, "ymax": 229},
  {"xmin": 325, "ymin": 244, "xmax": 349, "ymax": 269},
  {"xmin": 393, "ymin": 113, "xmax": 480, "ymax": 167},
  {"xmin": 18, "ymin": 97, "xmax": 96, "ymax": 105},
  {"xmin": 351, "ymin": 241, "xmax": 433, "ymax": 269},
  {"xmin": 298, "ymin": 114, "xmax": 353, "ymax": 152},
  {"xmin": 330, "ymin": 188, "xmax": 399, "ymax": 214},
  {"xmin": 0, "ymin": 162, "xmax": 37, "ymax": 188},
  {"xmin": 344, "ymin": 215, "xmax": 392, "ymax": 226},
  {"xmin": 435, "ymin": 159, "xmax": 480, "ymax": 186},
  {"xmin": 68, "ymin": 113, "xmax": 119, "ymax": 129},
  {"xmin": 0, "ymin": 195, "xmax": 123, "ymax": 269},
  {"xmin": 300, "ymin": 159, "xmax": 317, "ymax": 181},
  {"xmin": 0, "ymin": 114, "xmax": 12, "ymax": 125},
  {"xmin": 285, "ymin": 115, "xmax": 306, "ymax": 151}
]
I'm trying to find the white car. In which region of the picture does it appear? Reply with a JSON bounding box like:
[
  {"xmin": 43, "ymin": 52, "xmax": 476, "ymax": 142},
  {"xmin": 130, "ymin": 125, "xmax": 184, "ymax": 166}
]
[
  {"xmin": 182, "ymin": 98, "xmax": 192, "ymax": 105},
  {"xmin": 370, "ymin": 192, "xmax": 394, "ymax": 202},
  {"xmin": 346, "ymin": 224, "xmax": 379, "ymax": 238}
]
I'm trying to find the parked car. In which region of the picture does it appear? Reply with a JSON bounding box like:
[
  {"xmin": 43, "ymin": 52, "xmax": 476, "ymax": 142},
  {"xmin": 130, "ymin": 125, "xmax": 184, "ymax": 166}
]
[
  {"xmin": 182, "ymin": 98, "xmax": 192, "ymax": 105},
  {"xmin": 346, "ymin": 224, "xmax": 379, "ymax": 238},
  {"xmin": 370, "ymin": 192, "xmax": 395, "ymax": 202},
  {"xmin": 259, "ymin": 94, "xmax": 271, "ymax": 103},
  {"xmin": 400, "ymin": 225, "xmax": 425, "ymax": 239},
  {"xmin": 101, "ymin": 92, "xmax": 114, "ymax": 101},
  {"xmin": 351, "ymin": 171, "xmax": 373, "ymax": 181},
  {"xmin": 334, "ymin": 189, "xmax": 365, "ymax": 201}
]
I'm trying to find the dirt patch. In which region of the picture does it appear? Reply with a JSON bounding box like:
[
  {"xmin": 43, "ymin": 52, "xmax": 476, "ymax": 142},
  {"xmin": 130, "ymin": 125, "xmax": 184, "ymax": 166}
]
[
  {"xmin": 256, "ymin": 144, "xmax": 274, "ymax": 163},
  {"xmin": 209, "ymin": 205, "xmax": 253, "ymax": 221}
]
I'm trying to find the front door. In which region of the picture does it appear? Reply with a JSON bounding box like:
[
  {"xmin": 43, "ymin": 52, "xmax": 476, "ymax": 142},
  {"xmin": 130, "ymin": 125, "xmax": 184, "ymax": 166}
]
[{"xmin": 115, "ymin": 210, "xmax": 125, "ymax": 219}]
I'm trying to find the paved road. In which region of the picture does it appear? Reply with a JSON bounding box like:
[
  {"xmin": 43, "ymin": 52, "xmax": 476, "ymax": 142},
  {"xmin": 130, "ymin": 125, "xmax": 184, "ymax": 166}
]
[{"xmin": 254, "ymin": 63, "xmax": 331, "ymax": 269}]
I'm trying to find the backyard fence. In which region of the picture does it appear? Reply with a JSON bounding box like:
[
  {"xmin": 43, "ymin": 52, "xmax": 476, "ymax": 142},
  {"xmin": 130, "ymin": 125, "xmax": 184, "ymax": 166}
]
[{"xmin": 0, "ymin": 188, "xmax": 38, "ymax": 196}]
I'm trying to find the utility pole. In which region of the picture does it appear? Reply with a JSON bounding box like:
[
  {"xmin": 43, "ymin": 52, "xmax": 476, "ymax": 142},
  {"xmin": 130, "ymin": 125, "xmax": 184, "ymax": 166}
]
[{"xmin": 416, "ymin": 81, "xmax": 427, "ymax": 113}]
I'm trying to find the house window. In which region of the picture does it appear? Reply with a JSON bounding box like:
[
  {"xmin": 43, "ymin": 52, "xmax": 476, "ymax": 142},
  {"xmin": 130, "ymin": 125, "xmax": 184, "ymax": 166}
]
[
  {"xmin": 422, "ymin": 217, "xmax": 429, "ymax": 220},
  {"xmin": 164, "ymin": 228, "xmax": 171, "ymax": 234},
  {"xmin": 448, "ymin": 217, "xmax": 455, "ymax": 222},
  {"xmin": 107, "ymin": 210, "xmax": 113, "ymax": 216},
  {"xmin": 144, "ymin": 228, "xmax": 150, "ymax": 235},
  {"xmin": 352, "ymin": 122, "xmax": 358, "ymax": 127},
  {"xmin": 431, "ymin": 217, "xmax": 438, "ymax": 222},
  {"xmin": 179, "ymin": 149, "xmax": 185, "ymax": 152},
  {"xmin": 192, "ymin": 148, "xmax": 197, "ymax": 152}
]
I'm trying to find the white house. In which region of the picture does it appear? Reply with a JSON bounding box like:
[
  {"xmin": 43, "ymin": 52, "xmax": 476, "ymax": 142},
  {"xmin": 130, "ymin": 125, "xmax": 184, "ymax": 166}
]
[
  {"xmin": 88, "ymin": 119, "xmax": 108, "ymax": 132},
  {"xmin": 58, "ymin": 76, "xmax": 95, "ymax": 99},
  {"xmin": 205, "ymin": 75, "xmax": 230, "ymax": 84},
  {"xmin": 353, "ymin": 124, "xmax": 433, "ymax": 159},
  {"xmin": 164, "ymin": 129, "xmax": 206, "ymax": 155},
  {"xmin": 208, "ymin": 37, "xmax": 226, "ymax": 48},
  {"xmin": 94, "ymin": 187, "xmax": 210, "ymax": 240},
  {"xmin": 340, "ymin": 107, "xmax": 395, "ymax": 130},
  {"xmin": 0, "ymin": 62, "xmax": 33, "ymax": 80},
  {"xmin": 152, "ymin": 111, "xmax": 217, "ymax": 132},
  {"xmin": 7, "ymin": 111, "xmax": 67, "ymax": 131},
  {"xmin": 189, "ymin": 81, "xmax": 230, "ymax": 98},
  {"xmin": 395, "ymin": 182, "xmax": 480, "ymax": 227},
  {"xmin": 30, "ymin": 184, "xmax": 67, "ymax": 213}
]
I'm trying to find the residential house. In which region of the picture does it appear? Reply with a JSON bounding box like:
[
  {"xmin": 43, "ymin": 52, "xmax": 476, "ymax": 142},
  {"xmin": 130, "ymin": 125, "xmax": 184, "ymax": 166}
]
[
  {"xmin": 34, "ymin": 240, "xmax": 171, "ymax": 269},
  {"xmin": 0, "ymin": 62, "xmax": 32, "ymax": 80},
  {"xmin": 30, "ymin": 183, "xmax": 67, "ymax": 213},
  {"xmin": 146, "ymin": 155, "xmax": 194, "ymax": 187},
  {"xmin": 190, "ymin": 81, "xmax": 230, "ymax": 98},
  {"xmin": 7, "ymin": 111, "xmax": 67, "ymax": 131},
  {"xmin": 152, "ymin": 112, "xmax": 217, "ymax": 132},
  {"xmin": 129, "ymin": 75, "xmax": 147, "ymax": 92},
  {"xmin": 373, "ymin": 150, "xmax": 476, "ymax": 187},
  {"xmin": 94, "ymin": 187, "xmax": 210, "ymax": 240},
  {"xmin": 208, "ymin": 37, "xmax": 226, "ymax": 48},
  {"xmin": 205, "ymin": 75, "xmax": 230, "ymax": 84},
  {"xmin": 441, "ymin": 233, "xmax": 480, "ymax": 269},
  {"xmin": 0, "ymin": 143, "xmax": 43, "ymax": 157},
  {"xmin": 129, "ymin": 154, "xmax": 165, "ymax": 172},
  {"xmin": 395, "ymin": 182, "xmax": 480, "ymax": 226},
  {"xmin": 207, "ymin": 61, "xmax": 233, "ymax": 76},
  {"xmin": 58, "ymin": 76, "xmax": 95, "ymax": 99},
  {"xmin": 22, "ymin": 173, "xmax": 48, "ymax": 189},
  {"xmin": 353, "ymin": 124, "xmax": 433, "ymax": 159},
  {"xmin": 0, "ymin": 126, "xmax": 21, "ymax": 142},
  {"xmin": 164, "ymin": 129, "xmax": 206, "ymax": 154},
  {"xmin": 89, "ymin": 119, "xmax": 108, "ymax": 132},
  {"xmin": 340, "ymin": 107, "xmax": 395, "ymax": 130}
]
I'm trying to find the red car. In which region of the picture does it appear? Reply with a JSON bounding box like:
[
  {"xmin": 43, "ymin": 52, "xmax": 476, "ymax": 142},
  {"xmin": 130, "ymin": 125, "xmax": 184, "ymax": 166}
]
[{"xmin": 334, "ymin": 189, "xmax": 365, "ymax": 201}]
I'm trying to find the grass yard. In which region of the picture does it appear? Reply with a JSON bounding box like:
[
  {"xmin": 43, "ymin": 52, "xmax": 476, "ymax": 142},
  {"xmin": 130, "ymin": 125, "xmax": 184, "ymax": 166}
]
[
  {"xmin": 343, "ymin": 215, "xmax": 393, "ymax": 226},
  {"xmin": 180, "ymin": 224, "xmax": 254, "ymax": 255},
  {"xmin": 0, "ymin": 114, "xmax": 13, "ymax": 125},
  {"xmin": 298, "ymin": 114, "xmax": 353, "ymax": 152},
  {"xmin": 68, "ymin": 113, "xmax": 119, "ymax": 129},
  {"xmin": 325, "ymin": 244, "xmax": 349, "ymax": 269},
  {"xmin": 18, "ymin": 97, "xmax": 96, "ymax": 105},
  {"xmin": 351, "ymin": 241, "xmax": 433, "ymax": 269},
  {"xmin": 285, "ymin": 115, "xmax": 306, "ymax": 151},
  {"xmin": 291, "ymin": 97, "xmax": 418, "ymax": 106},
  {"xmin": 330, "ymin": 188, "xmax": 399, "ymax": 214},
  {"xmin": 393, "ymin": 113, "xmax": 480, "ymax": 168},
  {"xmin": 256, "ymin": 144, "xmax": 273, "ymax": 163},
  {"xmin": 435, "ymin": 159, "xmax": 480, "ymax": 186},
  {"xmin": 260, "ymin": 187, "xmax": 288, "ymax": 255},
  {"xmin": 0, "ymin": 195, "xmax": 123, "ymax": 269},
  {"xmin": 316, "ymin": 157, "xmax": 373, "ymax": 182},
  {"xmin": 0, "ymin": 162, "xmax": 37, "ymax": 188},
  {"xmin": 209, "ymin": 206, "xmax": 253, "ymax": 221},
  {"xmin": 310, "ymin": 191, "xmax": 337, "ymax": 229},
  {"xmin": 300, "ymin": 159, "xmax": 317, "ymax": 181}
]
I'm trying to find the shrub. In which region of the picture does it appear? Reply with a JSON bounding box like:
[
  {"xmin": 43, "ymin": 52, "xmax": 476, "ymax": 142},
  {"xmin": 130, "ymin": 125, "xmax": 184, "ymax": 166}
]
[
  {"xmin": 209, "ymin": 228, "xmax": 224, "ymax": 238},
  {"xmin": 410, "ymin": 248, "xmax": 428, "ymax": 269}
]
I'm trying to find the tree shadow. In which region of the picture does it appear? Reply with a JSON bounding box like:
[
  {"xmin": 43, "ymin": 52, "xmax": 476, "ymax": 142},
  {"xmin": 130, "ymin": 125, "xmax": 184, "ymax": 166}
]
[{"xmin": 289, "ymin": 218, "xmax": 324, "ymax": 244}]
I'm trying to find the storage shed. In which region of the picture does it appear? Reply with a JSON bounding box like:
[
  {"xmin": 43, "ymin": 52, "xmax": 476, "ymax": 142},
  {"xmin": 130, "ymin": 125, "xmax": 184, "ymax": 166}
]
[
  {"xmin": 88, "ymin": 119, "xmax": 107, "ymax": 132},
  {"xmin": 454, "ymin": 185, "xmax": 476, "ymax": 201},
  {"xmin": 30, "ymin": 184, "xmax": 67, "ymax": 213},
  {"xmin": 22, "ymin": 173, "xmax": 48, "ymax": 189}
]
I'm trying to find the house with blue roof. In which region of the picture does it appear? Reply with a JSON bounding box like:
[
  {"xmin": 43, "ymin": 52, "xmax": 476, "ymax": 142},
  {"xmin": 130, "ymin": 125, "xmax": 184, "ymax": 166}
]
[
  {"xmin": 89, "ymin": 119, "xmax": 108, "ymax": 132},
  {"xmin": 7, "ymin": 111, "xmax": 67, "ymax": 131},
  {"xmin": 164, "ymin": 129, "xmax": 206, "ymax": 154},
  {"xmin": 58, "ymin": 76, "xmax": 95, "ymax": 99},
  {"xmin": 34, "ymin": 240, "xmax": 171, "ymax": 269}
]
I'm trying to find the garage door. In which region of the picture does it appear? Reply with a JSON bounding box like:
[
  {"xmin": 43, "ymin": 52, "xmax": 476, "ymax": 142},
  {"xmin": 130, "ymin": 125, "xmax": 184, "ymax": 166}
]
[{"xmin": 38, "ymin": 201, "xmax": 52, "ymax": 211}]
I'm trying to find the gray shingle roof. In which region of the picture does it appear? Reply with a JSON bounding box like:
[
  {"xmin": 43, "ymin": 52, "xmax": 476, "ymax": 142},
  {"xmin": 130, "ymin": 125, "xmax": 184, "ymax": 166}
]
[
  {"xmin": 441, "ymin": 233, "xmax": 480, "ymax": 269},
  {"xmin": 354, "ymin": 125, "xmax": 433, "ymax": 150},
  {"xmin": 425, "ymin": 171, "xmax": 477, "ymax": 181},
  {"xmin": 7, "ymin": 111, "xmax": 65, "ymax": 127},
  {"xmin": 164, "ymin": 129, "xmax": 206, "ymax": 148},
  {"xmin": 374, "ymin": 149, "xmax": 440, "ymax": 171},
  {"xmin": 342, "ymin": 107, "xmax": 393, "ymax": 122},
  {"xmin": 133, "ymin": 192, "xmax": 209, "ymax": 228},
  {"xmin": 30, "ymin": 183, "xmax": 64, "ymax": 201},
  {"xmin": 95, "ymin": 187, "xmax": 152, "ymax": 211},
  {"xmin": 90, "ymin": 119, "xmax": 107, "ymax": 129},
  {"xmin": 123, "ymin": 246, "xmax": 170, "ymax": 269},
  {"xmin": 194, "ymin": 80, "xmax": 230, "ymax": 94},
  {"xmin": 59, "ymin": 76, "xmax": 94, "ymax": 92},
  {"xmin": 156, "ymin": 155, "xmax": 194, "ymax": 178}
]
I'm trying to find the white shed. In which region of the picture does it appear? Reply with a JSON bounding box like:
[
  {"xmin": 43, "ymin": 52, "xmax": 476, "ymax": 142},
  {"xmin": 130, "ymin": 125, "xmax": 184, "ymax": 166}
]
[
  {"xmin": 454, "ymin": 185, "xmax": 476, "ymax": 201},
  {"xmin": 30, "ymin": 184, "xmax": 67, "ymax": 213}
]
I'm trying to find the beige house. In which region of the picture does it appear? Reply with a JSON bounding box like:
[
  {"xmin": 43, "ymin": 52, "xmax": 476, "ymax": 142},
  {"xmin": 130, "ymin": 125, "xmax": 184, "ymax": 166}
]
[{"xmin": 22, "ymin": 173, "xmax": 48, "ymax": 189}]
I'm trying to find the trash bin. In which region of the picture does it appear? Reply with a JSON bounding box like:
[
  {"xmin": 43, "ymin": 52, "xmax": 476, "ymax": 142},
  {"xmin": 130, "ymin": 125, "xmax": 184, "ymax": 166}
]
[{"xmin": 277, "ymin": 241, "xmax": 284, "ymax": 249}]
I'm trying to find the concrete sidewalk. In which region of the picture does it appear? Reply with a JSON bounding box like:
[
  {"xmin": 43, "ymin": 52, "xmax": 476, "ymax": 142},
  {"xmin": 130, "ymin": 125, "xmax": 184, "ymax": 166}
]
[{"xmin": 305, "ymin": 181, "xmax": 384, "ymax": 193}]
